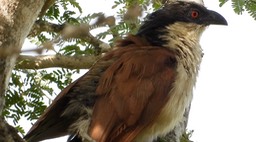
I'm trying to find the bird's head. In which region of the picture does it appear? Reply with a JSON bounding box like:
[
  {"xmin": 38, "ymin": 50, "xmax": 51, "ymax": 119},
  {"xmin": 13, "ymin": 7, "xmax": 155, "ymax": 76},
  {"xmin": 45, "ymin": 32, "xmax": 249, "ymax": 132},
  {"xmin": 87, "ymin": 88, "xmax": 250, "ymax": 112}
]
[{"xmin": 136, "ymin": 1, "xmax": 228, "ymax": 47}]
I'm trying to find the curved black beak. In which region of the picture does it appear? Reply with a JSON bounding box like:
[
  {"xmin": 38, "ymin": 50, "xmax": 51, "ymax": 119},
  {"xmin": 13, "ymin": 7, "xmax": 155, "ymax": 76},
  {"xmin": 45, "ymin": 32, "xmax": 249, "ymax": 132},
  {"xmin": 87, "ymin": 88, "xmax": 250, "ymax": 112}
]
[{"xmin": 206, "ymin": 10, "xmax": 228, "ymax": 25}]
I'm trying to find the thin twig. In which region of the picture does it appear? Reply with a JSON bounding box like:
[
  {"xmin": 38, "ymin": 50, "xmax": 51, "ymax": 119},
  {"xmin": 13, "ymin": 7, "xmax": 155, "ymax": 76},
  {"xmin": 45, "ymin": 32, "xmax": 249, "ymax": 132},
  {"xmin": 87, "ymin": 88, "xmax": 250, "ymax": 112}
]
[{"xmin": 16, "ymin": 54, "xmax": 100, "ymax": 69}]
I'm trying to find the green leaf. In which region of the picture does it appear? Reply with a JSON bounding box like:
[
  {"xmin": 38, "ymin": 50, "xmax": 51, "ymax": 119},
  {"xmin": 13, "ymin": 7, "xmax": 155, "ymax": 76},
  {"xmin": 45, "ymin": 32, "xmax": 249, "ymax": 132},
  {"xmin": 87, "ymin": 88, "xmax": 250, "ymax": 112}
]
[
  {"xmin": 68, "ymin": 0, "xmax": 83, "ymax": 13},
  {"xmin": 232, "ymin": 0, "xmax": 245, "ymax": 14},
  {"xmin": 46, "ymin": 3, "xmax": 60, "ymax": 20},
  {"xmin": 219, "ymin": 0, "xmax": 228, "ymax": 7},
  {"xmin": 245, "ymin": 0, "xmax": 256, "ymax": 20}
]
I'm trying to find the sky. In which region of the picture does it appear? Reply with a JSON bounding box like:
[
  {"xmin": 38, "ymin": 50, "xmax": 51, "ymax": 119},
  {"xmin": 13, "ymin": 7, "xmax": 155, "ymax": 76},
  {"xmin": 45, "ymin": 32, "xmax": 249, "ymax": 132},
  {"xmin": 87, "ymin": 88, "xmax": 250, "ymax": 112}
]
[
  {"xmin": 22, "ymin": 0, "xmax": 256, "ymax": 142},
  {"xmin": 188, "ymin": 1, "xmax": 256, "ymax": 142}
]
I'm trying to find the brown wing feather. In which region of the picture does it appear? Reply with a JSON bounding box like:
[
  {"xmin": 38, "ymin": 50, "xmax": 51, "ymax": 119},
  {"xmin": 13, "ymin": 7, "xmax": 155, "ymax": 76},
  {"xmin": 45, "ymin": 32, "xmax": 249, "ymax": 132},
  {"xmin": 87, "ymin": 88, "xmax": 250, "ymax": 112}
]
[
  {"xmin": 24, "ymin": 79, "xmax": 80, "ymax": 141},
  {"xmin": 89, "ymin": 37, "xmax": 177, "ymax": 142}
]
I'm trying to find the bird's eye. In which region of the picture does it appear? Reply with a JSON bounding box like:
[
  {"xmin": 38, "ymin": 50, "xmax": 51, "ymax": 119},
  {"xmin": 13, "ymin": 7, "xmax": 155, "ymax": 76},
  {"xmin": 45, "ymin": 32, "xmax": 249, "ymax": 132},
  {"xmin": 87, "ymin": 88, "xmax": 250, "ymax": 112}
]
[{"xmin": 191, "ymin": 10, "xmax": 199, "ymax": 19}]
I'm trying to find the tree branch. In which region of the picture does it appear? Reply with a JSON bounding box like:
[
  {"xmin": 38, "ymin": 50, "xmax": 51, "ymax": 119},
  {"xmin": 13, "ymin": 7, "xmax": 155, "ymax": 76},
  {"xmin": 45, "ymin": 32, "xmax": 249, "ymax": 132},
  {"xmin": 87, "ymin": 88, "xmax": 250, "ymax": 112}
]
[
  {"xmin": 0, "ymin": 117, "xmax": 25, "ymax": 142},
  {"xmin": 28, "ymin": 20, "xmax": 65, "ymax": 37},
  {"xmin": 16, "ymin": 54, "xmax": 100, "ymax": 69},
  {"xmin": 29, "ymin": 20, "xmax": 111, "ymax": 54}
]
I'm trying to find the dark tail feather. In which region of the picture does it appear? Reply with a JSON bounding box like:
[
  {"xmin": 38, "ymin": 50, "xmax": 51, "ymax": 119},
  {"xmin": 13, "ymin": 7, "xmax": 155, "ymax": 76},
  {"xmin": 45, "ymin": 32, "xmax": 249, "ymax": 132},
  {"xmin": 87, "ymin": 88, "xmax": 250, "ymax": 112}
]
[{"xmin": 67, "ymin": 135, "xmax": 82, "ymax": 142}]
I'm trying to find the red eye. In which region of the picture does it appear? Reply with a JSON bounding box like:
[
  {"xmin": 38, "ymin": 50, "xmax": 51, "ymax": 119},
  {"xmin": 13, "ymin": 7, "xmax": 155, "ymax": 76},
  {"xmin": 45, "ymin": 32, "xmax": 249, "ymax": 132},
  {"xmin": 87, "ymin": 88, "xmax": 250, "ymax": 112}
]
[{"xmin": 191, "ymin": 10, "xmax": 199, "ymax": 18}]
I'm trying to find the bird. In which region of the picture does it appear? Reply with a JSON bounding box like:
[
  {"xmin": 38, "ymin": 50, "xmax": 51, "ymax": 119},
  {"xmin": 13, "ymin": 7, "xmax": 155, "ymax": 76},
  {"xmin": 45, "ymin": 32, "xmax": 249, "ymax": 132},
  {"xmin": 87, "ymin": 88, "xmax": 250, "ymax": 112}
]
[{"xmin": 24, "ymin": 1, "xmax": 227, "ymax": 142}]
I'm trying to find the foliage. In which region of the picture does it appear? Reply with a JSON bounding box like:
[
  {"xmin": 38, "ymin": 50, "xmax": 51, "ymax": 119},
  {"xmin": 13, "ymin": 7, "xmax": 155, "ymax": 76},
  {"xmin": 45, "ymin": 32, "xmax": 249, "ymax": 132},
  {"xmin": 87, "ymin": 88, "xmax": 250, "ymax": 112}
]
[
  {"xmin": 180, "ymin": 130, "xmax": 194, "ymax": 142},
  {"xmin": 219, "ymin": 0, "xmax": 256, "ymax": 20},
  {"xmin": 4, "ymin": 68, "xmax": 78, "ymax": 134}
]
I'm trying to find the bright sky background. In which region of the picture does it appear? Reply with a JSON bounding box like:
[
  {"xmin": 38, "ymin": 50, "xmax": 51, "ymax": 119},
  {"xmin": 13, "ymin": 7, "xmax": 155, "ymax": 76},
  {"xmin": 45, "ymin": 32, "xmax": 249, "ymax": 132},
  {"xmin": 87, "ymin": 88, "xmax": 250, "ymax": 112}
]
[
  {"xmin": 189, "ymin": 1, "xmax": 256, "ymax": 142},
  {"xmin": 21, "ymin": 0, "xmax": 256, "ymax": 142}
]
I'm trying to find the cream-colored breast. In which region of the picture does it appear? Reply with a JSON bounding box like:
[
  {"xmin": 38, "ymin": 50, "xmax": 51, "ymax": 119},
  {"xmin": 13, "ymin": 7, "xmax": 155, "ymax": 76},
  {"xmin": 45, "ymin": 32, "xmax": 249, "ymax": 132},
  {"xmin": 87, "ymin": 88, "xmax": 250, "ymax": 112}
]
[
  {"xmin": 134, "ymin": 22, "xmax": 203, "ymax": 141},
  {"xmin": 134, "ymin": 63, "xmax": 196, "ymax": 142}
]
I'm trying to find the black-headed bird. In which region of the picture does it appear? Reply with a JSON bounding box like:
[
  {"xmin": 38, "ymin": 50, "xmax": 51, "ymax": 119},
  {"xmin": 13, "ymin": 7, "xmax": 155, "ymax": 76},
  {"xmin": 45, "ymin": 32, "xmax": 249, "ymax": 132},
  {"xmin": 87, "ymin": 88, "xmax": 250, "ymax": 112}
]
[{"xmin": 24, "ymin": 1, "xmax": 227, "ymax": 142}]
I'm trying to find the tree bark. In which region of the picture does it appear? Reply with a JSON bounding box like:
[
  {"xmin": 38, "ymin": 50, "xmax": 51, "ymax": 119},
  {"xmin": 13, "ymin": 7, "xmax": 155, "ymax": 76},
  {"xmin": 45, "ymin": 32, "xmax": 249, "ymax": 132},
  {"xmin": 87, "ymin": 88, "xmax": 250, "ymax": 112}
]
[
  {"xmin": 0, "ymin": 0, "xmax": 45, "ymax": 141},
  {"xmin": 0, "ymin": 117, "xmax": 25, "ymax": 142}
]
